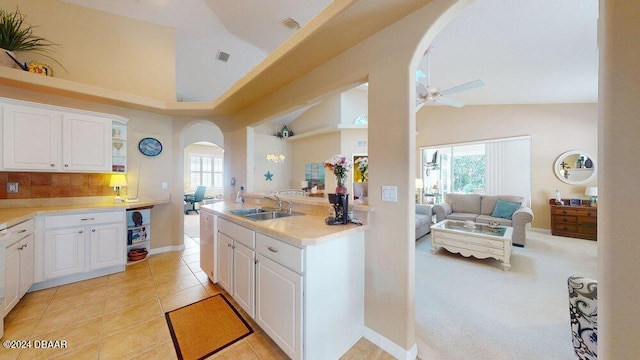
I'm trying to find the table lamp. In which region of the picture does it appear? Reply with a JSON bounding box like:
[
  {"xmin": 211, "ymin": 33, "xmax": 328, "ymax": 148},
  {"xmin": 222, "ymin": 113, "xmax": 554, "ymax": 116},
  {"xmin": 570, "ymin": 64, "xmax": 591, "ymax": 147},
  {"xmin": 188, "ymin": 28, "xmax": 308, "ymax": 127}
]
[
  {"xmin": 109, "ymin": 174, "xmax": 128, "ymax": 203},
  {"xmin": 415, "ymin": 178, "xmax": 424, "ymax": 204},
  {"xmin": 585, "ymin": 186, "xmax": 598, "ymax": 207}
]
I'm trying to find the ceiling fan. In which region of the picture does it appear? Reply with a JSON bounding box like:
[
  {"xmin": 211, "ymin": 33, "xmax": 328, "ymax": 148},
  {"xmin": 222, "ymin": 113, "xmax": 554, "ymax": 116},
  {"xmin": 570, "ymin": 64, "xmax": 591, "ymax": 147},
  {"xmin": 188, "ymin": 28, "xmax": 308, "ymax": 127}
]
[{"xmin": 416, "ymin": 47, "xmax": 485, "ymax": 110}]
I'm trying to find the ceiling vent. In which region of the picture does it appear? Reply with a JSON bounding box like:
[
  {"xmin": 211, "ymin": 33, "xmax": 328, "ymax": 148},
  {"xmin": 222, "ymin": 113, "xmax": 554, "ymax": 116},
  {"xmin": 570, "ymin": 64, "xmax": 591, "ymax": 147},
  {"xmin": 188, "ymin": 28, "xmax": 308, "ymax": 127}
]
[
  {"xmin": 282, "ymin": 17, "xmax": 300, "ymax": 30},
  {"xmin": 216, "ymin": 51, "xmax": 230, "ymax": 62}
]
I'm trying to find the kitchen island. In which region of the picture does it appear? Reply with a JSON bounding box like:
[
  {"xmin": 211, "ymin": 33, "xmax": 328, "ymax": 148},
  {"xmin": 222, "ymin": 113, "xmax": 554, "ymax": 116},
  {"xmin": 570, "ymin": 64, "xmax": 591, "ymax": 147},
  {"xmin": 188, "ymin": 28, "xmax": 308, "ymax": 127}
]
[{"xmin": 200, "ymin": 199, "xmax": 369, "ymax": 360}]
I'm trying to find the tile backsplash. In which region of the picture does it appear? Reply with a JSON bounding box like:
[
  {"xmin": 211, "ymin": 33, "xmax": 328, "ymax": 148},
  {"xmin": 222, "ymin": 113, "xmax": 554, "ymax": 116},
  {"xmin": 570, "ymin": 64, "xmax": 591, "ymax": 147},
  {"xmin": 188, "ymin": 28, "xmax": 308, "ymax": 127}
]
[{"xmin": 0, "ymin": 172, "xmax": 114, "ymax": 199}]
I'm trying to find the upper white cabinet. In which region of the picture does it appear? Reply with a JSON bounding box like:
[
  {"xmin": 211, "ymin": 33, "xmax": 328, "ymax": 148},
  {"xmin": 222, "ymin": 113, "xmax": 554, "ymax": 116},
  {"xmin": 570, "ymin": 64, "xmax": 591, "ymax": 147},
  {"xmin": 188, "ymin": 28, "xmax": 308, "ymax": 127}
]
[{"xmin": 0, "ymin": 97, "xmax": 127, "ymax": 172}]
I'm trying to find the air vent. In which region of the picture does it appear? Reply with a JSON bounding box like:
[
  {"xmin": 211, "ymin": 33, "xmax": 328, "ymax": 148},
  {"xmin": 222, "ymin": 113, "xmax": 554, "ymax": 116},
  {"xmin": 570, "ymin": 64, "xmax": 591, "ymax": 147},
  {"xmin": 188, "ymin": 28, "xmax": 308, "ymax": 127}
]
[
  {"xmin": 282, "ymin": 17, "xmax": 300, "ymax": 29},
  {"xmin": 357, "ymin": 139, "xmax": 368, "ymax": 148},
  {"xmin": 216, "ymin": 51, "xmax": 230, "ymax": 62}
]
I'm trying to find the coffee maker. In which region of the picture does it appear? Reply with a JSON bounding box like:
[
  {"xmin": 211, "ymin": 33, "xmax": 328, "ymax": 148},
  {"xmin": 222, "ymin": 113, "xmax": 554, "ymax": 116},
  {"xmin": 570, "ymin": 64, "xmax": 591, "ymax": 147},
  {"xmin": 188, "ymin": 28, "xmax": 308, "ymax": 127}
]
[{"xmin": 326, "ymin": 193, "xmax": 349, "ymax": 225}]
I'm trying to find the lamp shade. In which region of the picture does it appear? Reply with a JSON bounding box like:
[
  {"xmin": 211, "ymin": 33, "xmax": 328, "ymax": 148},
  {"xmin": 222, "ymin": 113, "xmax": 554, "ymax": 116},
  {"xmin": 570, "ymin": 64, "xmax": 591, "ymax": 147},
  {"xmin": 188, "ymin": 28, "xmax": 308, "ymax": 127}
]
[
  {"xmin": 109, "ymin": 174, "xmax": 128, "ymax": 188},
  {"xmin": 415, "ymin": 178, "xmax": 424, "ymax": 189},
  {"xmin": 584, "ymin": 186, "xmax": 598, "ymax": 197}
]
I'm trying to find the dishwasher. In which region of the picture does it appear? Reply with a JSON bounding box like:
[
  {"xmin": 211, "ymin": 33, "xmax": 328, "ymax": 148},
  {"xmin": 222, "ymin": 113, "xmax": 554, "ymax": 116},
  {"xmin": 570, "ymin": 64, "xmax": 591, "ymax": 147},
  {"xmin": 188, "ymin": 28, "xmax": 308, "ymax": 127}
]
[{"xmin": 0, "ymin": 223, "xmax": 8, "ymax": 339}]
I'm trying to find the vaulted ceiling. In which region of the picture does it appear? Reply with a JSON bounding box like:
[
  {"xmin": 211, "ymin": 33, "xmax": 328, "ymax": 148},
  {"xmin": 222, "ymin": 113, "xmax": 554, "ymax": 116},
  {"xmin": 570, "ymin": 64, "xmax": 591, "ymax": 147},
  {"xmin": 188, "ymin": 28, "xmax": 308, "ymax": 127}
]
[{"xmin": 62, "ymin": 0, "xmax": 598, "ymax": 106}]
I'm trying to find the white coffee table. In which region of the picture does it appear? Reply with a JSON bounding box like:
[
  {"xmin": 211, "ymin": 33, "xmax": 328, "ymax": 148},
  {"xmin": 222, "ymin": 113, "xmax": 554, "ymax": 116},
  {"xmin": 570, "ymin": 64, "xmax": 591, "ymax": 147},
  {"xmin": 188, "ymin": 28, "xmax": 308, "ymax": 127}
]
[{"xmin": 431, "ymin": 220, "xmax": 514, "ymax": 271}]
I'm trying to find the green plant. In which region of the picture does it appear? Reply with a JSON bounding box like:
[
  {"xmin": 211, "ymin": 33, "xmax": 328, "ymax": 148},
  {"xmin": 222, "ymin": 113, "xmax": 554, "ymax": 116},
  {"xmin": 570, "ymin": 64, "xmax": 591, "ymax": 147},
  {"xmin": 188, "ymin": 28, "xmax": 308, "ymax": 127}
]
[{"xmin": 0, "ymin": 7, "xmax": 65, "ymax": 70}]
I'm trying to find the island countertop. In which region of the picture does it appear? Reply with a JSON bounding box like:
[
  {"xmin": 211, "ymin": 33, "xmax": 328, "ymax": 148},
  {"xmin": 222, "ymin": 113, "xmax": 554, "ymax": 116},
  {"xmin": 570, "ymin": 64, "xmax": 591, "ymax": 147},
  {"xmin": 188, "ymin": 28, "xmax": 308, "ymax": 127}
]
[{"xmin": 201, "ymin": 201, "xmax": 368, "ymax": 247}]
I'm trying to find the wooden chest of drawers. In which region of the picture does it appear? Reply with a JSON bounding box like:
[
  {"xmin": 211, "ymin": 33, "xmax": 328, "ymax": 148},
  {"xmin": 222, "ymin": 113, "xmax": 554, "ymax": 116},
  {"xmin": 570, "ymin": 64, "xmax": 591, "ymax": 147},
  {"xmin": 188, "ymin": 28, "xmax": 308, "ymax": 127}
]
[{"xmin": 549, "ymin": 199, "xmax": 597, "ymax": 240}]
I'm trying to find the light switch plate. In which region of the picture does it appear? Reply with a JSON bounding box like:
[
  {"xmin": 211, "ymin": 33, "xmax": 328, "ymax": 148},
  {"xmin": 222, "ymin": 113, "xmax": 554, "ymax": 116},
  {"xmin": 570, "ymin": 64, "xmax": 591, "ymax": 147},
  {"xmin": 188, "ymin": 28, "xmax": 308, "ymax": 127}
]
[
  {"xmin": 161, "ymin": 182, "xmax": 168, "ymax": 190},
  {"xmin": 382, "ymin": 186, "xmax": 398, "ymax": 202}
]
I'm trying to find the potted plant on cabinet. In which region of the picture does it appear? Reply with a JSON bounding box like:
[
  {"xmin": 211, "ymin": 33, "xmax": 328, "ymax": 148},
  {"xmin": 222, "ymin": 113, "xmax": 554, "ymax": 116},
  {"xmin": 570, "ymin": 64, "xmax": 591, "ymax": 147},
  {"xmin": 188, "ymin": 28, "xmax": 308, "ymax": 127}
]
[{"xmin": 0, "ymin": 7, "xmax": 65, "ymax": 72}]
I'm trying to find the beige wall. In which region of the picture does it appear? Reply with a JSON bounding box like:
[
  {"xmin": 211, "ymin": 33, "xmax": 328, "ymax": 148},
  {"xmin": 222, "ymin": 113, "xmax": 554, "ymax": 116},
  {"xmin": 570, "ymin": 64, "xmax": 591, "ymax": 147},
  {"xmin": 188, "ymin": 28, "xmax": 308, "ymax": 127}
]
[
  {"xmin": 252, "ymin": 132, "xmax": 292, "ymax": 192},
  {"xmin": 291, "ymin": 132, "xmax": 339, "ymax": 193},
  {"xmin": 1, "ymin": 0, "xmax": 176, "ymax": 101},
  {"xmin": 417, "ymin": 103, "xmax": 598, "ymax": 229}
]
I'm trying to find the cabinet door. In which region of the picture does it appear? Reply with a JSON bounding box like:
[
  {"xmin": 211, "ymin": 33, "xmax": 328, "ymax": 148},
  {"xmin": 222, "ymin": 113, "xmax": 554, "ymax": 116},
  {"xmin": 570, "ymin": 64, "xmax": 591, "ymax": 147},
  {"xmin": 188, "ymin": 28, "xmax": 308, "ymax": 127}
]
[
  {"xmin": 200, "ymin": 212, "xmax": 215, "ymax": 281},
  {"xmin": 2, "ymin": 104, "xmax": 60, "ymax": 170},
  {"xmin": 19, "ymin": 234, "xmax": 34, "ymax": 298},
  {"xmin": 233, "ymin": 241, "xmax": 255, "ymax": 318},
  {"xmin": 4, "ymin": 240, "xmax": 21, "ymax": 315},
  {"xmin": 44, "ymin": 227, "xmax": 86, "ymax": 279},
  {"xmin": 216, "ymin": 232, "xmax": 233, "ymax": 294},
  {"xmin": 62, "ymin": 113, "xmax": 112, "ymax": 172},
  {"xmin": 90, "ymin": 222, "xmax": 124, "ymax": 270},
  {"xmin": 256, "ymin": 254, "xmax": 303, "ymax": 360}
]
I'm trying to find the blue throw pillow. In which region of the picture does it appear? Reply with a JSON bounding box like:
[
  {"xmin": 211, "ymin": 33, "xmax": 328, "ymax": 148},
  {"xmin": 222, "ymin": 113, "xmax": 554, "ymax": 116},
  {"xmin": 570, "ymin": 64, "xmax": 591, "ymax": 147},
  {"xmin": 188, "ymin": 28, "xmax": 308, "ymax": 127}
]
[{"xmin": 491, "ymin": 199, "xmax": 522, "ymax": 220}]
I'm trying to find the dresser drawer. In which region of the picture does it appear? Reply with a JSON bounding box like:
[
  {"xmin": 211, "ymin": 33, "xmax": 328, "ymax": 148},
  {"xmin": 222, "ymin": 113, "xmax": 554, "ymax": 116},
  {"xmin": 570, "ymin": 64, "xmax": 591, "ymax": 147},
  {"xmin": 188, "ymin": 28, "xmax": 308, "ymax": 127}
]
[
  {"xmin": 555, "ymin": 215, "xmax": 577, "ymax": 224},
  {"xmin": 553, "ymin": 207, "xmax": 597, "ymax": 217},
  {"xmin": 554, "ymin": 223, "xmax": 578, "ymax": 232},
  {"xmin": 256, "ymin": 233, "xmax": 304, "ymax": 273},
  {"xmin": 218, "ymin": 218, "xmax": 255, "ymax": 248},
  {"xmin": 44, "ymin": 211, "xmax": 123, "ymax": 229}
]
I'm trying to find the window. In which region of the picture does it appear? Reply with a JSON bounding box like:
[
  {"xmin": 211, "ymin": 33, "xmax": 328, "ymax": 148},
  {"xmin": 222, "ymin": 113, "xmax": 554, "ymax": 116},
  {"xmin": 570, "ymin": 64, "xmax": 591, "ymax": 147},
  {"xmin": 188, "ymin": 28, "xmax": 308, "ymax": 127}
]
[{"xmin": 190, "ymin": 154, "xmax": 223, "ymax": 190}]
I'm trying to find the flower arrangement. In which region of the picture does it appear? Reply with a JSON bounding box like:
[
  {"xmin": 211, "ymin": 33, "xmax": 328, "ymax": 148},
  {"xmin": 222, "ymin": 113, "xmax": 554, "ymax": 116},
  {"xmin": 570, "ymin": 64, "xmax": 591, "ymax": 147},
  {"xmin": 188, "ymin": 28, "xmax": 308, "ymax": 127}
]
[
  {"xmin": 355, "ymin": 156, "xmax": 368, "ymax": 182},
  {"xmin": 324, "ymin": 155, "xmax": 352, "ymax": 191}
]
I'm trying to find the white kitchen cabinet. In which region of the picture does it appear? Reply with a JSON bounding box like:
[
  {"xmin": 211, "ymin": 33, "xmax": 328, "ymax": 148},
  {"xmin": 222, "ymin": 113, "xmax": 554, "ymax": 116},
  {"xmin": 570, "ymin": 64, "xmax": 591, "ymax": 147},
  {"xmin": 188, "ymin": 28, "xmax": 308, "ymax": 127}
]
[
  {"xmin": 200, "ymin": 211, "xmax": 216, "ymax": 281},
  {"xmin": 216, "ymin": 218, "xmax": 256, "ymax": 317},
  {"xmin": 44, "ymin": 226, "xmax": 86, "ymax": 278},
  {"xmin": 3, "ymin": 219, "xmax": 34, "ymax": 316},
  {"xmin": 2, "ymin": 104, "xmax": 60, "ymax": 171},
  {"xmin": 256, "ymin": 253, "xmax": 303, "ymax": 360},
  {"xmin": 216, "ymin": 232, "xmax": 233, "ymax": 294},
  {"xmin": 37, "ymin": 211, "xmax": 125, "ymax": 285},
  {"xmin": 233, "ymin": 241, "xmax": 255, "ymax": 318},
  {"xmin": 1, "ymin": 97, "xmax": 126, "ymax": 173}
]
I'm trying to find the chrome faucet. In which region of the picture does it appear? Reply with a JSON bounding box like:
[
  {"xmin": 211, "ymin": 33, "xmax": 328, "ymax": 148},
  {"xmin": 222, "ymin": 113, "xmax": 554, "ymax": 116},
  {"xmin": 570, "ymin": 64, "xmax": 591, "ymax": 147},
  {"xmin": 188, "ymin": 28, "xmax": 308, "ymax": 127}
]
[{"xmin": 262, "ymin": 194, "xmax": 282, "ymax": 211}]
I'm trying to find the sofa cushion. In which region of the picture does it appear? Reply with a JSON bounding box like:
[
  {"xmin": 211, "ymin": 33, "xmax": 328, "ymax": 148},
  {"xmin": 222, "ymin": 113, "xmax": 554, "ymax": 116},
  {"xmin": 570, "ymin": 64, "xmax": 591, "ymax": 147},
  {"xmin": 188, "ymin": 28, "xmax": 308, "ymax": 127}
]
[
  {"xmin": 476, "ymin": 215, "xmax": 512, "ymax": 226},
  {"xmin": 446, "ymin": 213, "xmax": 478, "ymax": 222},
  {"xmin": 444, "ymin": 193, "xmax": 481, "ymax": 214},
  {"xmin": 480, "ymin": 195, "xmax": 525, "ymax": 215},
  {"xmin": 491, "ymin": 199, "xmax": 522, "ymax": 220}
]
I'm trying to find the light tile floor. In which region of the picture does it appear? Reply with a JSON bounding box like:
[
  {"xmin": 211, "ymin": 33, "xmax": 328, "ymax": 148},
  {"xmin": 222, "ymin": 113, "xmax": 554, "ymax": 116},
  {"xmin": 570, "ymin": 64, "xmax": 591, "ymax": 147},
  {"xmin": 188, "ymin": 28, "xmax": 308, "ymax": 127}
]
[{"xmin": 0, "ymin": 217, "xmax": 392, "ymax": 360}]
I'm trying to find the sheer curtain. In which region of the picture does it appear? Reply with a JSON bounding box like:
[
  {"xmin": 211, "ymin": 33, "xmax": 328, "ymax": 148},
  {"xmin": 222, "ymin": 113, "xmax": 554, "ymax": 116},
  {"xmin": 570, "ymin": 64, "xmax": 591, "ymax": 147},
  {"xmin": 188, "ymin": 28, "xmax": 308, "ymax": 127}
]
[{"xmin": 485, "ymin": 137, "xmax": 531, "ymax": 206}]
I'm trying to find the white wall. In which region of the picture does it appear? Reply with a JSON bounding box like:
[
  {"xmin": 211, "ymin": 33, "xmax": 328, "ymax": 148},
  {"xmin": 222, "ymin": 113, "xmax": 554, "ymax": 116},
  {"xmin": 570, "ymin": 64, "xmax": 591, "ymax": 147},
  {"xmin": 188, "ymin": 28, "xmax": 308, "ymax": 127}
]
[{"xmin": 340, "ymin": 87, "xmax": 368, "ymax": 124}]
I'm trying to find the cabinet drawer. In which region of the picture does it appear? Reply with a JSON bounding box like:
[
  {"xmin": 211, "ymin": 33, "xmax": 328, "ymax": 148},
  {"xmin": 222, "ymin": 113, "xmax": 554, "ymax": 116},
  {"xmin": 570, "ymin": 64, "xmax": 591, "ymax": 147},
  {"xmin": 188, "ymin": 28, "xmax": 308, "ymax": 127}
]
[
  {"xmin": 554, "ymin": 215, "xmax": 577, "ymax": 224},
  {"xmin": 45, "ymin": 211, "xmax": 123, "ymax": 229},
  {"xmin": 219, "ymin": 218, "xmax": 255, "ymax": 248},
  {"xmin": 553, "ymin": 207, "xmax": 597, "ymax": 217},
  {"xmin": 554, "ymin": 223, "xmax": 578, "ymax": 232},
  {"xmin": 2, "ymin": 219, "xmax": 34, "ymax": 248},
  {"xmin": 256, "ymin": 233, "xmax": 304, "ymax": 273}
]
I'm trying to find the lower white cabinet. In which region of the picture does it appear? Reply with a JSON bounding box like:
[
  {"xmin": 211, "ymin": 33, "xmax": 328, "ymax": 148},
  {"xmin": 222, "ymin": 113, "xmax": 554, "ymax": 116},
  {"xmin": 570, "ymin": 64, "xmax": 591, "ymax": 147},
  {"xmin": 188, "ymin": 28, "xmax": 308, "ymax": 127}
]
[
  {"xmin": 216, "ymin": 232, "xmax": 233, "ymax": 294},
  {"xmin": 216, "ymin": 218, "xmax": 256, "ymax": 318},
  {"xmin": 255, "ymin": 253, "xmax": 303, "ymax": 360},
  {"xmin": 3, "ymin": 219, "xmax": 35, "ymax": 316},
  {"xmin": 35, "ymin": 210, "xmax": 125, "ymax": 287}
]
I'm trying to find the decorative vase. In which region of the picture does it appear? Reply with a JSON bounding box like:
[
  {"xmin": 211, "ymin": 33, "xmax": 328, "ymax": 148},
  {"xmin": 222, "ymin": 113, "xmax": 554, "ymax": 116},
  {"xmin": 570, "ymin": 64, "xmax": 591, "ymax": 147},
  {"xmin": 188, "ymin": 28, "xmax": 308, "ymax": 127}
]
[{"xmin": 335, "ymin": 176, "xmax": 347, "ymax": 194}]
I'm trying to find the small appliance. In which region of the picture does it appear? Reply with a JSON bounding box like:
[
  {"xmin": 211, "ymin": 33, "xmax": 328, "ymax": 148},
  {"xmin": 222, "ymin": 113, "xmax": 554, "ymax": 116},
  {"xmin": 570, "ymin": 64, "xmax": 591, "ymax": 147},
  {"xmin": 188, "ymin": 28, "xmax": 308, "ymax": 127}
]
[{"xmin": 326, "ymin": 193, "xmax": 349, "ymax": 225}]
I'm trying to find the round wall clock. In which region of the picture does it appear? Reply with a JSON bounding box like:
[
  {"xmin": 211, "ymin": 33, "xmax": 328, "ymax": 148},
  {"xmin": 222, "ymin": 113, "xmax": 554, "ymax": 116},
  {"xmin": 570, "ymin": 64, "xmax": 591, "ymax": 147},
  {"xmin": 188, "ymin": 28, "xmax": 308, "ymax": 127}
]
[{"xmin": 138, "ymin": 137, "xmax": 163, "ymax": 156}]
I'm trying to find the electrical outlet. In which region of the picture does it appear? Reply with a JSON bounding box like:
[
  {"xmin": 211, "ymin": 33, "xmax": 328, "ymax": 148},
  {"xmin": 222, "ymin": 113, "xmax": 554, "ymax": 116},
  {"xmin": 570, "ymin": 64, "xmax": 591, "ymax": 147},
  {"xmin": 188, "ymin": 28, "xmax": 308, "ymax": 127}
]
[{"xmin": 7, "ymin": 182, "xmax": 19, "ymax": 193}]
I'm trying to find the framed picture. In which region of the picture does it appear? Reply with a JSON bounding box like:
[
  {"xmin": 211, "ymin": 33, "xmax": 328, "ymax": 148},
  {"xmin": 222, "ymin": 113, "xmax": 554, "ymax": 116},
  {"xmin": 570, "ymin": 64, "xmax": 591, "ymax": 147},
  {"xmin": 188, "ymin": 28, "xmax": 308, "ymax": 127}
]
[{"xmin": 570, "ymin": 198, "xmax": 582, "ymax": 206}]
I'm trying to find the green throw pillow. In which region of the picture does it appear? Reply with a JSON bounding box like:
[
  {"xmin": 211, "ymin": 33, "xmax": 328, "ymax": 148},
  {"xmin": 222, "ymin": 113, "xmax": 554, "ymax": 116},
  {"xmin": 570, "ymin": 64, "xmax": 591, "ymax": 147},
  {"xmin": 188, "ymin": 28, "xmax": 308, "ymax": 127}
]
[{"xmin": 491, "ymin": 199, "xmax": 521, "ymax": 220}]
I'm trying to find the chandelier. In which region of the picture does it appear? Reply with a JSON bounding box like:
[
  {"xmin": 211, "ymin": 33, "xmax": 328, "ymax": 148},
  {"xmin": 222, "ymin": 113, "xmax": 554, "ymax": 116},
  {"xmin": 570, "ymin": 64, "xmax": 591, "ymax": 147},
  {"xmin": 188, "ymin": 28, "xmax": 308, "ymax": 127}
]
[{"xmin": 266, "ymin": 153, "xmax": 286, "ymax": 163}]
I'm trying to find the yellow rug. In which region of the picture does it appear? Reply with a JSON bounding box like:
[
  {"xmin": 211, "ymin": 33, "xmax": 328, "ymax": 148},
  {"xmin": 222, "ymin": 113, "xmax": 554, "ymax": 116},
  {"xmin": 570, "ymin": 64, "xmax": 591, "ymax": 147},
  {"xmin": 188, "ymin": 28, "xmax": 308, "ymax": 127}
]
[{"xmin": 165, "ymin": 294, "xmax": 253, "ymax": 360}]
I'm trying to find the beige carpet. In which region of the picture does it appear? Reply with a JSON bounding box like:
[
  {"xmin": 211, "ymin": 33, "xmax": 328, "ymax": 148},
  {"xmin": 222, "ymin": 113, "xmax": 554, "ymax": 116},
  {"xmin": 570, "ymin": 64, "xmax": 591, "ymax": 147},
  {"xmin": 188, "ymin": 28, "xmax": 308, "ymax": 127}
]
[
  {"xmin": 165, "ymin": 294, "xmax": 253, "ymax": 360},
  {"xmin": 415, "ymin": 230, "xmax": 597, "ymax": 360}
]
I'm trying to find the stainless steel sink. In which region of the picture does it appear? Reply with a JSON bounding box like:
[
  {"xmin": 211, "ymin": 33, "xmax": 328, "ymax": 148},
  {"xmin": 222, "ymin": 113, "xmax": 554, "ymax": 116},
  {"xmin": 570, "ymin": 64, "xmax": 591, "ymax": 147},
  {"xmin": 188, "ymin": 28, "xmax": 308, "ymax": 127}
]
[
  {"xmin": 243, "ymin": 211, "xmax": 303, "ymax": 221},
  {"xmin": 227, "ymin": 208, "xmax": 269, "ymax": 216}
]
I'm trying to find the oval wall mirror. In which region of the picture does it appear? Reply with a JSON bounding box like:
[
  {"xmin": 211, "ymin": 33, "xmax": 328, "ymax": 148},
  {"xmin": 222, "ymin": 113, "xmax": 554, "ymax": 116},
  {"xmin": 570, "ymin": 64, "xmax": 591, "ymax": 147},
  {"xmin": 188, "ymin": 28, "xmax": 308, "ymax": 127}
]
[{"xmin": 554, "ymin": 150, "xmax": 597, "ymax": 184}]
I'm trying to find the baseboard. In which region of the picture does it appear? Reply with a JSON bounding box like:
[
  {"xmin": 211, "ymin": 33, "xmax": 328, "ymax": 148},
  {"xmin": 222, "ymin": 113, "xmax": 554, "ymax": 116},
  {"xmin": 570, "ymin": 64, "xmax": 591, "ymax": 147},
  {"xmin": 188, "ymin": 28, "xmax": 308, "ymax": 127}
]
[
  {"xmin": 149, "ymin": 244, "xmax": 186, "ymax": 255},
  {"xmin": 363, "ymin": 326, "xmax": 418, "ymax": 360}
]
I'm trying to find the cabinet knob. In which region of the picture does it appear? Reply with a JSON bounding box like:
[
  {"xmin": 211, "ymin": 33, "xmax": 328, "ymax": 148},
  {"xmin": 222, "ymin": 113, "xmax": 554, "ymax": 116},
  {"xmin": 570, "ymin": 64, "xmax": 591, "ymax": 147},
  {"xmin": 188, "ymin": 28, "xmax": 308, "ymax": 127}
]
[
  {"xmin": 64, "ymin": 164, "xmax": 69, "ymax": 167},
  {"xmin": 79, "ymin": 230, "xmax": 84, "ymax": 234},
  {"xmin": 267, "ymin": 246, "xmax": 279, "ymax": 253},
  {"xmin": 92, "ymin": 229, "xmax": 96, "ymax": 232},
  {"xmin": 50, "ymin": 164, "xmax": 55, "ymax": 167},
  {"xmin": 17, "ymin": 229, "xmax": 27, "ymax": 233}
]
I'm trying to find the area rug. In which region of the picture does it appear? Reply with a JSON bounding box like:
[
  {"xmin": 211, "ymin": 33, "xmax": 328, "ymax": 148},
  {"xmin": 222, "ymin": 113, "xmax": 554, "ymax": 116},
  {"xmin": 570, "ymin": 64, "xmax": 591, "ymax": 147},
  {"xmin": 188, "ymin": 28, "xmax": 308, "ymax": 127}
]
[{"xmin": 165, "ymin": 294, "xmax": 253, "ymax": 360}]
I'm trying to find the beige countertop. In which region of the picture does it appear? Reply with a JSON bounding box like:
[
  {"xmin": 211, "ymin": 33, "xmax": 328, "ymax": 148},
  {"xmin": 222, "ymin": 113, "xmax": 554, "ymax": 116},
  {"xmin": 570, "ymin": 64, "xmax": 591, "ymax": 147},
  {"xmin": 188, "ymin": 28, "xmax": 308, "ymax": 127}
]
[
  {"xmin": 0, "ymin": 199, "xmax": 170, "ymax": 229},
  {"xmin": 201, "ymin": 201, "xmax": 368, "ymax": 247}
]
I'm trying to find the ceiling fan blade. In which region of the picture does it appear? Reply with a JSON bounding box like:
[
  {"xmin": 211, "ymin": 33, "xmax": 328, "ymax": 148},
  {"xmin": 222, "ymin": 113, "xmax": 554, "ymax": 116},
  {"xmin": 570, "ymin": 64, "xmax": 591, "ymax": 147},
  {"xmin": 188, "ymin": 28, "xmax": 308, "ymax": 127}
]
[
  {"xmin": 416, "ymin": 102, "xmax": 425, "ymax": 111},
  {"xmin": 417, "ymin": 83, "xmax": 428, "ymax": 96},
  {"xmin": 440, "ymin": 79, "xmax": 485, "ymax": 96},
  {"xmin": 435, "ymin": 96, "xmax": 465, "ymax": 108}
]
